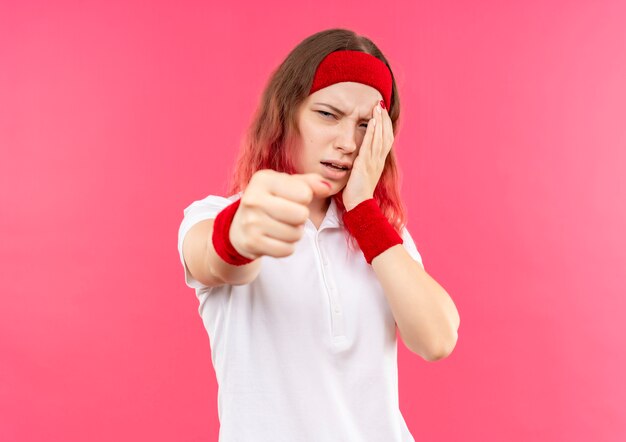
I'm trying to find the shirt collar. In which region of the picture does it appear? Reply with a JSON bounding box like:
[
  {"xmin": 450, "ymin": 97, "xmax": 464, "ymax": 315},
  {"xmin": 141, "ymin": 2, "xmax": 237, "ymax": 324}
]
[
  {"xmin": 310, "ymin": 197, "xmax": 343, "ymax": 232},
  {"xmin": 324, "ymin": 197, "xmax": 342, "ymax": 228}
]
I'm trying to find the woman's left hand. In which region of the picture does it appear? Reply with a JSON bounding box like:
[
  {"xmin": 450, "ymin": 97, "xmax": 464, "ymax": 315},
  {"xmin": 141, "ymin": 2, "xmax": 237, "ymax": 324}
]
[{"xmin": 341, "ymin": 100, "xmax": 394, "ymax": 211}]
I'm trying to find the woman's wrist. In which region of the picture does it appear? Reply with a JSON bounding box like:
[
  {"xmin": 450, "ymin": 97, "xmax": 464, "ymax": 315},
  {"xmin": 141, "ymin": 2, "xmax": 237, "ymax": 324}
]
[
  {"xmin": 342, "ymin": 198, "xmax": 403, "ymax": 265},
  {"xmin": 212, "ymin": 199, "xmax": 255, "ymax": 266}
]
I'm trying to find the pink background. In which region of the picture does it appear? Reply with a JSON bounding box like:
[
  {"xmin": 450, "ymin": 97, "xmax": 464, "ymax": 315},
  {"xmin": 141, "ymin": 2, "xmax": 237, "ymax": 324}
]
[{"xmin": 2, "ymin": 1, "xmax": 625, "ymax": 441}]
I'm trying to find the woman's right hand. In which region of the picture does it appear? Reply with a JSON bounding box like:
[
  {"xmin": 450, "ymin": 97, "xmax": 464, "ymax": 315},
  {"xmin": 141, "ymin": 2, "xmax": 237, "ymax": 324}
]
[{"xmin": 228, "ymin": 169, "xmax": 333, "ymax": 260}]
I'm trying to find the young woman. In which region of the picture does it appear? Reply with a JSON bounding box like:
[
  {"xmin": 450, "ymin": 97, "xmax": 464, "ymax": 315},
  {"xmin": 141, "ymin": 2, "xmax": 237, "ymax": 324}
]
[{"xmin": 178, "ymin": 28, "xmax": 460, "ymax": 442}]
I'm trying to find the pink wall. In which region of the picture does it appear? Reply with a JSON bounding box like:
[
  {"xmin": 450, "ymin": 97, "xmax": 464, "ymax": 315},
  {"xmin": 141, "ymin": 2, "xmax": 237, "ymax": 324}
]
[{"xmin": 1, "ymin": 1, "xmax": 625, "ymax": 441}]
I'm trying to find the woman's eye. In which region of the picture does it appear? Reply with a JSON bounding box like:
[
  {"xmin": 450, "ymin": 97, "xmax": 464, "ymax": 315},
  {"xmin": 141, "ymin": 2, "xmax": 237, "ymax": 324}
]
[
  {"xmin": 318, "ymin": 111, "xmax": 368, "ymax": 129},
  {"xmin": 317, "ymin": 111, "xmax": 335, "ymax": 118}
]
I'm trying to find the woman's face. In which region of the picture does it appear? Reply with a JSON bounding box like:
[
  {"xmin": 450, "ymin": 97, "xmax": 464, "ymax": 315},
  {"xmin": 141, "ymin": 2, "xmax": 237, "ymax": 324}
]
[{"xmin": 294, "ymin": 81, "xmax": 383, "ymax": 194}]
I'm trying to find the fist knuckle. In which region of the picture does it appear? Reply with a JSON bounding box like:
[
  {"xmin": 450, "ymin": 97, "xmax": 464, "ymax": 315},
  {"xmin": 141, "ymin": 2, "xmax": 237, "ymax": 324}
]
[
  {"xmin": 240, "ymin": 194, "xmax": 252, "ymax": 207},
  {"xmin": 302, "ymin": 207, "xmax": 310, "ymax": 223},
  {"xmin": 283, "ymin": 243, "xmax": 295, "ymax": 256}
]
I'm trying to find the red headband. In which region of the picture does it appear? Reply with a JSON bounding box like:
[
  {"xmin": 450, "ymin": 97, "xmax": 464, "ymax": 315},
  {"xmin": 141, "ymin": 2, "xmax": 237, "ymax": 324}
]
[{"xmin": 309, "ymin": 50, "xmax": 393, "ymax": 109}]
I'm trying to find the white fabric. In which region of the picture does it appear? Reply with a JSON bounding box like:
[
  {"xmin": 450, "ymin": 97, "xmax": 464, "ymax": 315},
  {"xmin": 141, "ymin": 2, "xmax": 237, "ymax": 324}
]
[{"xmin": 177, "ymin": 192, "xmax": 424, "ymax": 442}]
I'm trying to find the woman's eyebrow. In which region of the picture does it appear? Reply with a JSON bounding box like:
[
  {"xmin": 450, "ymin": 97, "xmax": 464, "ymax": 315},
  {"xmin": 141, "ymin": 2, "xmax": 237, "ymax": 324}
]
[{"xmin": 313, "ymin": 102, "xmax": 370, "ymax": 121}]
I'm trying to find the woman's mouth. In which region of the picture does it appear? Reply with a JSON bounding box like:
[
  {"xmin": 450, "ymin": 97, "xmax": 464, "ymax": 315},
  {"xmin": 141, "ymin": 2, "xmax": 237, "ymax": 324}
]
[{"xmin": 320, "ymin": 162, "xmax": 349, "ymax": 179}]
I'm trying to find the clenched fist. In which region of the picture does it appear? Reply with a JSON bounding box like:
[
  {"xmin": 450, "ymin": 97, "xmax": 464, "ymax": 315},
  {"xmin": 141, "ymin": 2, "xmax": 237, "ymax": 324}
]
[{"xmin": 228, "ymin": 169, "xmax": 332, "ymax": 260}]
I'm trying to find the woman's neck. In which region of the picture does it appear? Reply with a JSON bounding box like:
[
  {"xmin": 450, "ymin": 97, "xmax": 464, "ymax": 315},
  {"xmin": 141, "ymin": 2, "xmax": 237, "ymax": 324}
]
[{"xmin": 307, "ymin": 197, "xmax": 331, "ymax": 229}]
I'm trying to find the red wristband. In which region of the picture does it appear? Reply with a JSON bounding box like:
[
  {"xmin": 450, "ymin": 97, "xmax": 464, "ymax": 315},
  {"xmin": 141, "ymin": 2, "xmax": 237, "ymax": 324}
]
[
  {"xmin": 342, "ymin": 198, "xmax": 403, "ymax": 265},
  {"xmin": 212, "ymin": 198, "xmax": 255, "ymax": 266}
]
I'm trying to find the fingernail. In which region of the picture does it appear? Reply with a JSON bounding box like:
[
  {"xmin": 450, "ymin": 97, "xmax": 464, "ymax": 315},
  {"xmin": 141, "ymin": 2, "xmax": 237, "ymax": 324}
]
[
  {"xmin": 379, "ymin": 100, "xmax": 386, "ymax": 110},
  {"xmin": 321, "ymin": 180, "xmax": 331, "ymax": 189}
]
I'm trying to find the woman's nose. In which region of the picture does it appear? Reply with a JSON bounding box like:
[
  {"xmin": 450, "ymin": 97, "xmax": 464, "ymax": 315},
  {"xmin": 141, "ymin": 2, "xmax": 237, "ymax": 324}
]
[{"xmin": 335, "ymin": 125, "xmax": 358, "ymax": 153}]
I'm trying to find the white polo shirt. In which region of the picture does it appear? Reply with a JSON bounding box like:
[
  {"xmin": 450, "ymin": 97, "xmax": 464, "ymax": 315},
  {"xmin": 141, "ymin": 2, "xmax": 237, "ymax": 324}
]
[{"xmin": 177, "ymin": 191, "xmax": 424, "ymax": 442}]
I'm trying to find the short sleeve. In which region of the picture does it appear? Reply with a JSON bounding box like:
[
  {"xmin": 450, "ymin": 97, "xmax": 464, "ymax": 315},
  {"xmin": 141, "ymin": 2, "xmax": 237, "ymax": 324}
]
[
  {"xmin": 177, "ymin": 192, "xmax": 242, "ymax": 289},
  {"xmin": 401, "ymin": 226, "xmax": 424, "ymax": 270}
]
